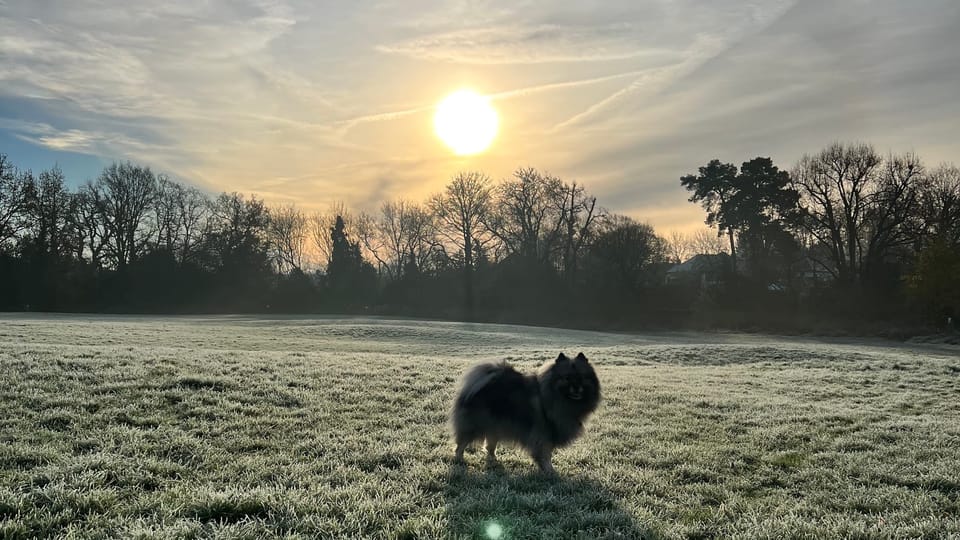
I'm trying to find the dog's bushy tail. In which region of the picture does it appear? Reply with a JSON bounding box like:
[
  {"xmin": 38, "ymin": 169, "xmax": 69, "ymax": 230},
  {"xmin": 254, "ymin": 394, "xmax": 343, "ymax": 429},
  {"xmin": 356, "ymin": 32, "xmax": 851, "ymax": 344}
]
[{"xmin": 455, "ymin": 362, "xmax": 507, "ymax": 406}]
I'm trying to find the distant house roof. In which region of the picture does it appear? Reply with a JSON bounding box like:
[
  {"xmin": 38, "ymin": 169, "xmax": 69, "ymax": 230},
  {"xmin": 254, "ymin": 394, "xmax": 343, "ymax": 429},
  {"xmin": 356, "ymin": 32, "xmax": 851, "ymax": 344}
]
[{"xmin": 666, "ymin": 253, "xmax": 730, "ymax": 275}]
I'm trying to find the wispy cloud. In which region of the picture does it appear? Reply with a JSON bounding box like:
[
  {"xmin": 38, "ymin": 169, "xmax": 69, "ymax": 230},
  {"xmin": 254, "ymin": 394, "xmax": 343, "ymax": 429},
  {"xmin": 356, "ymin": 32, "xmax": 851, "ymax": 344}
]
[
  {"xmin": 551, "ymin": 35, "xmax": 729, "ymax": 132},
  {"xmin": 1, "ymin": 0, "xmax": 958, "ymax": 230},
  {"xmin": 376, "ymin": 23, "xmax": 677, "ymax": 65},
  {"xmin": 552, "ymin": 0, "xmax": 798, "ymax": 132},
  {"xmin": 2, "ymin": 118, "xmax": 149, "ymax": 155},
  {"xmin": 334, "ymin": 105, "xmax": 434, "ymax": 137}
]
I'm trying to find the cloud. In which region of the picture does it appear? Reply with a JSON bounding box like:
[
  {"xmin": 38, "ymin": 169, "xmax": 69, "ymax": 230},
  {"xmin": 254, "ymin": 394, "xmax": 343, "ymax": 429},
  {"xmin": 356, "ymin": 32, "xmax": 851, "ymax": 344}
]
[
  {"xmin": 376, "ymin": 23, "xmax": 677, "ymax": 64},
  {"xmin": 2, "ymin": 119, "xmax": 139, "ymax": 154},
  {"xmin": 334, "ymin": 105, "xmax": 434, "ymax": 137},
  {"xmin": 550, "ymin": 34, "xmax": 729, "ymax": 132},
  {"xmin": 551, "ymin": 0, "xmax": 798, "ymax": 131},
  {"xmin": 1, "ymin": 0, "xmax": 959, "ymax": 233},
  {"xmin": 552, "ymin": 0, "xmax": 960, "ymax": 224}
]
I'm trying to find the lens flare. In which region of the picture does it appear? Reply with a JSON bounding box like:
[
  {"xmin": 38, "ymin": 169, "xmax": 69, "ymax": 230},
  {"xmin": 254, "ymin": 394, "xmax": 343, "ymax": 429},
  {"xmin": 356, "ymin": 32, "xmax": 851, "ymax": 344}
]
[{"xmin": 484, "ymin": 521, "xmax": 504, "ymax": 539}]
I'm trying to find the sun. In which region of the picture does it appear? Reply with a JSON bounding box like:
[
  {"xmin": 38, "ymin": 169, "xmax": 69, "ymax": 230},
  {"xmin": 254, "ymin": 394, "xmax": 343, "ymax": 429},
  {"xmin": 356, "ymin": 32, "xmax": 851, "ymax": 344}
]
[{"xmin": 434, "ymin": 89, "xmax": 499, "ymax": 155}]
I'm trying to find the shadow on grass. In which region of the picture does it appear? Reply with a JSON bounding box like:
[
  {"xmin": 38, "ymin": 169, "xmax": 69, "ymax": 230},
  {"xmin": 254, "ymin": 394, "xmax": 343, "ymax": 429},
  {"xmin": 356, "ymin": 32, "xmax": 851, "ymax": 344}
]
[{"xmin": 444, "ymin": 464, "xmax": 655, "ymax": 540}]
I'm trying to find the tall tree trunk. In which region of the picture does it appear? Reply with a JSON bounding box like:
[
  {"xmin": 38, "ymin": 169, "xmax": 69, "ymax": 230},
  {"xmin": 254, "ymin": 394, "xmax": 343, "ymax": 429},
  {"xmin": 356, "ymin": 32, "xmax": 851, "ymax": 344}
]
[
  {"xmin": 463, "ymin": 231, "xmax": 474, "ymax": 318},
  {"xmin": 727, "ymin": 228, "xmax": 737, "ymax": 273}
]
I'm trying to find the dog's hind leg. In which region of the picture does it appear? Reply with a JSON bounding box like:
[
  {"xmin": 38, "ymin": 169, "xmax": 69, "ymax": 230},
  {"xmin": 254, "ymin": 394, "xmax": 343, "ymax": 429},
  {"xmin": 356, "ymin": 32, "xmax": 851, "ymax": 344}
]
[
  {"xmin": 484, "ymin": 437, "xmax": 499, "ymax": 465},
  {"xmin": 452, "ymin": 411, "xmax": 475, "ymax": 464},
  {"xmin": 454, "ymin": 430, "xmax": 474, "ymax": 464}
]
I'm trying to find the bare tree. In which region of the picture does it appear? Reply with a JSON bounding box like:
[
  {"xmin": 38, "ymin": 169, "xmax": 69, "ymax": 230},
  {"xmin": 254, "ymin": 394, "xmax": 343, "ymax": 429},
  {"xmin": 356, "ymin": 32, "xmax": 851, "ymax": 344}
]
[
  {"xmin": 267, "ymin": 203, "xmax": 308, "ymax": 273},
  {"xmin": 917, "ymin": 163, "xmax": 960, "ymax": 247},
  {"xmin": 555, "ymin": 180, "xmax": 600, "ymax": 285},
  {"xmin": 26, "ymin": 166, "xmax": 74, "ymax": 259},
  {"xmin": 72, "ymin": 182, "xmax": 112, "ymax": 268},
  {"xmin": 203, "ymin": 192, "xmax": 271, "ymax": 272},
  {"xmin": 367, "ymin": 200, "xmax": 444, "ymax": 280},
  {"xmin": 791, "ymin": 142, "xmax": 883, "ymax": 284},
  {"xmin": 94, "ymin": 162, "xmax": 158, "ymax": 269},
  {"xmin": 398, "ymin": 202, "xmax": 440, "ymax": 276},
  {"xmin": 153, "ymin": 175, "xmax": 183, "ymax": 255},
  {"xmin": 430, "ymin": 171, "xmax": 493, "ymax": 313},
  {"xmin": 793, "ymin": 144, "xmax": 925, "ymax": 285},
  {"xmin": 665, "ymin": 230, "xmax": 691, "ymax": 263},
  {"xmin": 486, "ymin": 168, "xmax": 564, "ymax": 263},
  {"xmin": 688, "ymin": 227, "xmax": 728, "ymax": 255},
  {"xmin": 861, "ymin": 152, "xmax": 923, "ymax": 278},
  {"xmin": 309, "ymin": 201, "xmax": 355, "ymax": 271},
  {"xmin": 358, "ymin": 199, "xmax": 434, "ymax": 281},
  {"xmin": 176, "ymin": 185, "xmax": 210, "ymax": 264},
  {"xmin": 354, "ymin": 210, "xmax": 390, "ymax": 277},
  {"xmin": 588, "ymin": 215, "xmax": 668, "ymax": 293},
  {"xmin": 377, "ymin": 200, "xmax": 410, "ymax": 280},
  {"xmin": 0, "ymin": 154, "xmax": 30, "ymax": 250}
]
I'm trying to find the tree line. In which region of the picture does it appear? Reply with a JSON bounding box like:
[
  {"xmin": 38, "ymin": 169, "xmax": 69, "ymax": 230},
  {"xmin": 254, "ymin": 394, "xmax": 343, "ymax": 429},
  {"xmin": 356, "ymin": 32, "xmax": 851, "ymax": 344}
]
[
  {"xmin": 680, "ymin": 145, "xmax": 959, "ymax": 329},
  {"xmin": 1, "ymin": 142, "xmax": 957, "ymax": 333}
]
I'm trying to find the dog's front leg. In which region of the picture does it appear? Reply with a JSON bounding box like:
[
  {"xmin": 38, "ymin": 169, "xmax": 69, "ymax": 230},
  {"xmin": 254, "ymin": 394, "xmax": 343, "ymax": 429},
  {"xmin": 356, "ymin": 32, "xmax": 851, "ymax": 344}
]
[{"xmin": 532, "ymin": 447, "xmax": 556, "ymax": 475}]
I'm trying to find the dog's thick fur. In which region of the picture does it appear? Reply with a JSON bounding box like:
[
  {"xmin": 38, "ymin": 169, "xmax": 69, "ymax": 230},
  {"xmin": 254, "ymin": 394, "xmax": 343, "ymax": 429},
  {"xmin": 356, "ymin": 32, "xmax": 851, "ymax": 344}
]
[{"xmin": 451, "ymin": 352, "xmax": 601, "ymax": 474}]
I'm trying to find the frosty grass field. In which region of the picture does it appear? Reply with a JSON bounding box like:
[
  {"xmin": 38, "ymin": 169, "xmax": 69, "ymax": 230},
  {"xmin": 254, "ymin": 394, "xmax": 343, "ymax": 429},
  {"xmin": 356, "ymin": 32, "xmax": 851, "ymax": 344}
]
[{"xmin": 1, "ymin": 314, "xmax": 959, "ymax": 539}]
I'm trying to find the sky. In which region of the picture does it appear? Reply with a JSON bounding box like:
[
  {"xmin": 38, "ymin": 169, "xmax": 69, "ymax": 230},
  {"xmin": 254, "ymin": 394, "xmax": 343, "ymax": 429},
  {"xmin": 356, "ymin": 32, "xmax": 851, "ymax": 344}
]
[{"xmin": 1, "ymin": 0, "xmax": 959, "ymax": 233}]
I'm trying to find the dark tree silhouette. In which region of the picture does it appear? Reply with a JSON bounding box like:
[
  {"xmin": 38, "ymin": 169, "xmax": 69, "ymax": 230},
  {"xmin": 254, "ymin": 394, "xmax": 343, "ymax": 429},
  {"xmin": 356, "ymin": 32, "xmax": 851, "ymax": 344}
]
[
  {"xmin": 0, "ymin": 154, "xmax": 30, "ymax": 251},
  {"xmin": 267, "ymin": 203, "xmax": 308, "ymax": 274},
  {"xmin": 585, "ymin": 215, "xmax": 668, "ymax": 298},
  {"xmin": 909, "ymin": 238, "xmax": 960, "ymax": 323},
  {"xmin": 327, "ymin": 215, "xmax": 376, "ymax": 307},
  {"xmin": 203, "ymin": 193, "xmax": 270, "ymax": 268},
  {"xmin": 72, "ymin": 182, "xmax": 112, "ymax": 269},
  {"xmin": 18, "ymin": 166, "xmax": 75, "ymax": 309},
  {"xmin": 681, "ymin": 160, "xmax": 740, "ymax": 263},
  {"xmin": 909, "ymin": 164, "xmax": 960, "ymax": 324},
  {"xmin": 430, "ymin": 172, "xmax": 493, "ymax": 316},
  {"xmin": 360, "ymin": 199, "xmax": 438, "ymax": 282},
  {"xmin": 199, "ymin": 192, "xmax": 272, "ymax": 309},
  {"xmin": 665, "ymin": 230, "xmax": 692, "ymax": 264},
  {"xmin": 0, "ymin": 145, "xmax": 955, "ymax": 334},
  {"xmin": 791, "ymin": 143, "xmax": 881, "ymax": 284},
  {"xmin": 487, "ymin": 168, "xmax": 564, "ymax": 263},
  {"xmin": 93, "ymin": 162, "xmax": 158, "ymax": 270},
  {"xmin": 309, "ymin": 201, "xmax": 355, "ymax": 271},
  {"xmin": 792, "ymin": 143, "xmax": 923, "ymax": 287},
  {"xmin": 23, "ymin": 166, "xmax": 74, "ymax": 260},
  {"xmin": 151, "ymin": 175, "xmax": 209, "ymax": 262},
  {"xmin": 397, "ymin": 202, "xmax": 439, "ymax": 277},
  {"xmin": 861, "ymin": 153, "xmax": 923, "ymax": 284},
  {"xmin": 555, "ymin": 179, "xmax": 599, "ymax": 287},
  {"xmin": 730, "ymin": 157, "xmax": 800, "ymax": 280},
  {"xmin": 688, "ymin": 227, "xmax": 728, "ymax": 256},
  {"xmin": 916, "ymin": 164, "xmax": 960, "ymax": 248}
]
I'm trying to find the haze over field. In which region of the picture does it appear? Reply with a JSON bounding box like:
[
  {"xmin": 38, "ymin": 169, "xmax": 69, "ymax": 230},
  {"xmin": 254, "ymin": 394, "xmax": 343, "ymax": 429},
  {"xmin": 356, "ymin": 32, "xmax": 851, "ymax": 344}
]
[{"xmin": 2, "ymin": 1, "xmax": 959, "ymax": 230}]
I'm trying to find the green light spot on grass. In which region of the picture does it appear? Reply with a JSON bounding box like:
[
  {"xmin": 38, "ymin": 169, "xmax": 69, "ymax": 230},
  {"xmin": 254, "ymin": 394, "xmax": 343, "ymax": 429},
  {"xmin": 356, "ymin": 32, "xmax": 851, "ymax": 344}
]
[{"xmin": 485, "ymin": 521, "xmax": 504, "ymax": 539}]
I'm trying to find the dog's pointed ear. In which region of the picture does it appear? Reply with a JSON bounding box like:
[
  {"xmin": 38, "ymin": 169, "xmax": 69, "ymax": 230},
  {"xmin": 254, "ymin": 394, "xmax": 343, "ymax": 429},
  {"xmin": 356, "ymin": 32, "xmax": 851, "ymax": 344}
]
[
  {"xmin": 575, "ymin": 352, "xmax": 589, "ymax": 363},
  {"xmin": 556, "ymin": 353, "xmax": 570, "ymax": 363}
]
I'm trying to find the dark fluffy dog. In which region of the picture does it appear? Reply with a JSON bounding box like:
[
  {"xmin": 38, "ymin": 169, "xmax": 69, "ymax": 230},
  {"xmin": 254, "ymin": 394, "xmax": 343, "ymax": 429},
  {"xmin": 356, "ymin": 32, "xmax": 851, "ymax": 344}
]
[{"xmin": 451, "ymin": 352, "xmax": 601, "ymax": 474}]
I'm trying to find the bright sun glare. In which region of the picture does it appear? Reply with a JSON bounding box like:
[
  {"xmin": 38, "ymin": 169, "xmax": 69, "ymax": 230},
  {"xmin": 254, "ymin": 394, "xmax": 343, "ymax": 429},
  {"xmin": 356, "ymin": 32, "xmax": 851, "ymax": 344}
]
[{"xmin": 434, "ymin": 89, "xmax": 499, "ymax": 155}]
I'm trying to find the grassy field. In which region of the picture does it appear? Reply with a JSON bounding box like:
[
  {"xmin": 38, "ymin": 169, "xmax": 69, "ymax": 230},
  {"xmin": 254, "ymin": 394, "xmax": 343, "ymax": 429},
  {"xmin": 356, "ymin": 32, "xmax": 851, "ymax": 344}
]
[{"xmin": 1, "ymin": 314, "xmax": 959, "ymax": 539}]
